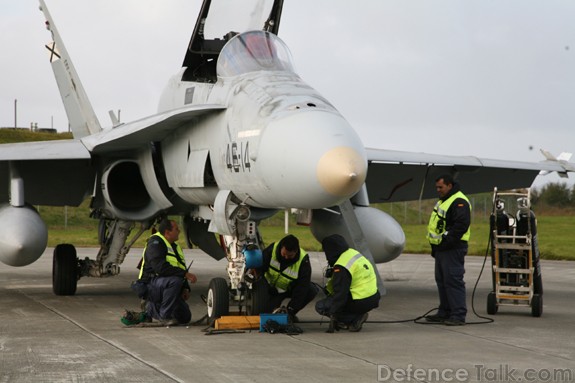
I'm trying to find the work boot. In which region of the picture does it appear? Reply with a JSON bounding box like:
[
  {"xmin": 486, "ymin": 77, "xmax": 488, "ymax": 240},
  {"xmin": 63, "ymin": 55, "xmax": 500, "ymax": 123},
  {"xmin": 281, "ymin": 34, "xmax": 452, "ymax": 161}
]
[
  {"xmin": 152, "ymin": 317, "xmax": 179, "ymax": 326},
  {"xmin": 444, "ymin": 318, "xmax": 466, "ymax": 326},
  {"xmin": 425, "ymin": 314, "xmax": 447, "ymax": 323},
  {"xmin": 326, "ymin": 316, "xmax": 348, "ymax": 333},
  {"xmin": 349, "ymin": 313, "xmax": 368, "ymax": 332},
  {"xmin": 287, "ymin": 307, "xmax": 299, "ymax": 324},
  {"xmin": 288, "ymin": 313, "xmax": 299, "ymax": 324}
]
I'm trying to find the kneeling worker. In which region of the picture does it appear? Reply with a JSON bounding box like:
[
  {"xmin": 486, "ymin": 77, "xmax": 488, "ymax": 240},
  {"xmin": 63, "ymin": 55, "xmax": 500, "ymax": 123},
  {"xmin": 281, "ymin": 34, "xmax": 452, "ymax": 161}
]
[
  {"xmin": 258, "ymin": 234, "xmax": 318, "ymax": 322},
  {"xmin": 316, "ymin": 234, "xmax": 380, "ymax": 332},
  {"xmin": 138, "ymin": 219, "xmax": 197, "ymax": 325}
]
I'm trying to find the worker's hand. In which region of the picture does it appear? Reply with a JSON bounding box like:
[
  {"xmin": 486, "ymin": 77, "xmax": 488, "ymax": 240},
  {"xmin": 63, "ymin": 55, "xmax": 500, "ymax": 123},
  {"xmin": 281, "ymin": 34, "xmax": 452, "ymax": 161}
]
[
  {"xmin": 185, "ymin": 272, "xmax": 197, "ymax": 283},
  {"xmin": 326, "ymin": 315, "xmax": 339, "ymax": 333},
  {"xmin": 441, "ymin": 232, "xmax": 454, "ymax": 248}
]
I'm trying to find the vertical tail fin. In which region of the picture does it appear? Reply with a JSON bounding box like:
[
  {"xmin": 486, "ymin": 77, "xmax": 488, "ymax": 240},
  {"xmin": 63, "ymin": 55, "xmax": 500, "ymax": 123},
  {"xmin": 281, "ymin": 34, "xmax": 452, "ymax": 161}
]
[{"xmin": 39, "ymin": 0, "xmax": 102, "ymax": 138}]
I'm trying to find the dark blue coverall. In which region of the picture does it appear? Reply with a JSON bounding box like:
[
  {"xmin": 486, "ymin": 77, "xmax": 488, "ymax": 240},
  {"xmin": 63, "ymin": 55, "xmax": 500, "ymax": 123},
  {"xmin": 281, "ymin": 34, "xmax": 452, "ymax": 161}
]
[{"xmin": 431, "ymin": 184, "xmax": 471, "ymax": 322}]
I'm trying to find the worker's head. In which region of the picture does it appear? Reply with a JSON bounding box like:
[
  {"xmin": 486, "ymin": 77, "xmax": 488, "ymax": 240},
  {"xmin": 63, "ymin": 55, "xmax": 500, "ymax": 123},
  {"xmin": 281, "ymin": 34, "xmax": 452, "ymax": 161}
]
[
  {"xmin": 435, "ymin": 174, "xmax": 454, "ymax": 199},
  {"xmin": 322, "ymin": 234, "xmax": 349, "ymax": 266},
  {"xmin": 280, "ymin": 234, "xmax": 299, "ymax": 260},
  {"xmin": 159, "ymin": 219, "xmax": 180, "ymax": 243}
]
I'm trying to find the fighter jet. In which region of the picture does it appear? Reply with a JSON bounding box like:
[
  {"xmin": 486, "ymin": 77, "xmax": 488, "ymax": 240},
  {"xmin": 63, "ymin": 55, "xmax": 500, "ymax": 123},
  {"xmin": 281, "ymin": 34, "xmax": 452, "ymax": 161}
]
[{"xmin": 0, "ymin": 0, "xmax": 572, "ymax": 323}]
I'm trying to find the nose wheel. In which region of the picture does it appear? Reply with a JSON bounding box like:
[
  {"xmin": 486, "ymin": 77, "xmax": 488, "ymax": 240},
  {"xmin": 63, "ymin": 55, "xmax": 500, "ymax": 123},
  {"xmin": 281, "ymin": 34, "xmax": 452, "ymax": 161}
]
[
  {"xmin": 206, "ymin": 278, "xmax": 230, "ymax": 325},
  {"xmin": 246, "ymin": 278, "xmax": 270, "ymax": 315}
]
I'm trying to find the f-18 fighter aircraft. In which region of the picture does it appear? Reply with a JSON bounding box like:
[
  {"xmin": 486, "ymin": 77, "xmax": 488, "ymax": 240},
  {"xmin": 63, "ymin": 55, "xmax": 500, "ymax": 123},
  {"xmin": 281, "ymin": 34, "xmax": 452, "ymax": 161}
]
[{"xmin": 0, "ymin": 0, "xmax": 571, "ymax": 323}]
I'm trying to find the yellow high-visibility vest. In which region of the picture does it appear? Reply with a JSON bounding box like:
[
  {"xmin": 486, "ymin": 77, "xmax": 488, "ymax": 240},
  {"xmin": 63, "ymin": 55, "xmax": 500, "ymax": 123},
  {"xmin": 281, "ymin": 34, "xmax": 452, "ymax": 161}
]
[
  {"xmin": 138, "ymin": 233, "xmax": 186, "ymax": 279},
  {"xmin": 264, "ymin": 242, "xmax": 307, "ymax": 292},
  {"xmin": 326, "ymin": 249, "xmax": 378, "ymax": 300},
  {"xmin": 427, "ymin": 191, "xmax": 471, "ymax": 245}
]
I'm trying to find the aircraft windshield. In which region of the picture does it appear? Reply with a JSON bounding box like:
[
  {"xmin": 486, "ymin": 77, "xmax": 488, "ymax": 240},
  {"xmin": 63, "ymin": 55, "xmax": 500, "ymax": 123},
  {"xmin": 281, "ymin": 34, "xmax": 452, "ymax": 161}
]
[
  {"xmin": 203, "ymin": 0, "xmax": 275, "ymax": 39},
  {"xmin": 217, "ymin": 31, "xmax": 295, "ymax": 77}
]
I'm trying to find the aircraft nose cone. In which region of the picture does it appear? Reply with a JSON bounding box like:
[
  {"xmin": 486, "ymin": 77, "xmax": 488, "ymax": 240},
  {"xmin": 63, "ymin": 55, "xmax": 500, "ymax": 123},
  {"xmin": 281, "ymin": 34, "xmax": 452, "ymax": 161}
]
[
  {"xmin": 252, "ymin": 109, "xmax": 367, "ymax": 208},
  {"xmin": 317, "ymin": 146, "xmax": 367, "ymax": 197}
]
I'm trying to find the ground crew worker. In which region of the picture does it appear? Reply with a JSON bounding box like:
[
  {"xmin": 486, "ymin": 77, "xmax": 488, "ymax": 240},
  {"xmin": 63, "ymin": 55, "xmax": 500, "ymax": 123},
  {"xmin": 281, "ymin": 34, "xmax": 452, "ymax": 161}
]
[
  {"xmin": 138, "ymin": 219, "xmax": 197, "ymax": 325},
  {"xmin": 426, "ymin": 174, "xmax": 471, "ymax": 326},
  {"xmin": 315, "ymin": 234, "xmax": 380, "ymax": 332},
  {"xmin": 258, "ymin": 234, "xmax": 318, "ymax": 323}
]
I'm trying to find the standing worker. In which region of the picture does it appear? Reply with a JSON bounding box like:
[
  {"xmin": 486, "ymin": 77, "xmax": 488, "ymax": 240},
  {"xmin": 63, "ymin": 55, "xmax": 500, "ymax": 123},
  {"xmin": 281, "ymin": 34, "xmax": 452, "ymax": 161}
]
[
  {"xmin": 258, "ymin": 234, "xmax": 318, "ymax": 323},
  {"xmin": 138, "ymin": 219, "xmax": 197, "ymax": 325},
  {"xmin": 315, "ymin": 234, "xmax": 380, "ymax": 332},
  {"xmin": 426, "ymin": 174, "xmax": 471, "ymax": 326}
]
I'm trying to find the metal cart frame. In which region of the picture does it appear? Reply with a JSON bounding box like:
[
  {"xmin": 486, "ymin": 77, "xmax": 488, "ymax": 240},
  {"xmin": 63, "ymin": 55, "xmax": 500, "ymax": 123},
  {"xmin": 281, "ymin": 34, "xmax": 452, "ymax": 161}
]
[{"xmin": 487, "ymin": 188, "xmax": 543, "ymax": 317}]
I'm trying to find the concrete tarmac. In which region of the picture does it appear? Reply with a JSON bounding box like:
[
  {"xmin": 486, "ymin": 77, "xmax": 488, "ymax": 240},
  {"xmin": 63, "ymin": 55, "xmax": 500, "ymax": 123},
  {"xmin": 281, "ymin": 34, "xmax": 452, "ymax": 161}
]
[{"xmin": 1, "ymin": 248, "xmax": 574, "ymax": 383}]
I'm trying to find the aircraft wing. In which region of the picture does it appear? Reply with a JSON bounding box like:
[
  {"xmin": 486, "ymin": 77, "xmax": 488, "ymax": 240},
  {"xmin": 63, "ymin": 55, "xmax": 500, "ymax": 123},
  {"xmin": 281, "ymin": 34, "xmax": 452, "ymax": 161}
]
[
  {"xmin": 82, "ymin": 104, "xmax": 226, "ymax": 154},
  {"xmin": 0, "ymin": 104, "xmax": 226, "ymax": 206},
  {"xmin": 0, "ymin": 140, "xmax": 94, "ymax": 206},
  {"xmin": 365, "ymin": 148, "xmax": 573, "ymax": 203}
]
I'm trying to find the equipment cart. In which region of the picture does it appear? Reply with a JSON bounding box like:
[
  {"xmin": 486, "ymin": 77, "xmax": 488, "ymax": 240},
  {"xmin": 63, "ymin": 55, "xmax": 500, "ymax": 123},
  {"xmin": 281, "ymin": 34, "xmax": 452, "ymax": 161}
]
[{"xmin": 487, "ymin": 188, "xmax": 543, "ymax": 317}]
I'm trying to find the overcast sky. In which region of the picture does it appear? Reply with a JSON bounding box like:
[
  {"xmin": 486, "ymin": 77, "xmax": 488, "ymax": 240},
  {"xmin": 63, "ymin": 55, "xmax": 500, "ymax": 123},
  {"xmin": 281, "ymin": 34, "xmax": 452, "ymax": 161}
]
[{"xmin": 1, "ymin": 0, "xmax": 574, "ymax": 187}]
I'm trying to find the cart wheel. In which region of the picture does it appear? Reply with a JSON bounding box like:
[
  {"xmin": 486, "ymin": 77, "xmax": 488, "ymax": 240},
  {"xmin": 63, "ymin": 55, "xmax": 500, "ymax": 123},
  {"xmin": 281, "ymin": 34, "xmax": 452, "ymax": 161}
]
[
  {"xmin": 531, "ymin": 294, "xmax": 543, "ymax": 317},
  {"xmin": 487, "ymin": 292, "xmax": 498, "ymax": 315}
]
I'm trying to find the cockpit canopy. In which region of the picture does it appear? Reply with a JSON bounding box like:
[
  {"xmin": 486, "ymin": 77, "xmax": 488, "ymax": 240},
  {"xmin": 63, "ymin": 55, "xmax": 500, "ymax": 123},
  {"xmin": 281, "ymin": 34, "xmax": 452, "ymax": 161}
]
[
  {"xmin": 182, "ymin": 0, "xmax": 284, "ymax": 83},
  {"xmin": 217, "ymin": 31, "xmax": 295, "ymax": 78}
]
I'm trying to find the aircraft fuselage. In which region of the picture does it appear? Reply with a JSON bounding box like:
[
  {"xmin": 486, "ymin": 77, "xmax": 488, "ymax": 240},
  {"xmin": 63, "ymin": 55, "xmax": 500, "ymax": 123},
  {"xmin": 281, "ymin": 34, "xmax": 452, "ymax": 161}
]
[{"xmin": 158, "ymin": 31, "xmax": 367, "ymax": 218}]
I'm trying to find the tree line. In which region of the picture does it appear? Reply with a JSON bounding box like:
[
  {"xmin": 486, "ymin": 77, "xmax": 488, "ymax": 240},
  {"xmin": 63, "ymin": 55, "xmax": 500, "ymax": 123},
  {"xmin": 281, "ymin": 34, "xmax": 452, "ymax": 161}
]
[{"xmin": 530, "ymin": 182, "xmax": 575, "ymax": 210}]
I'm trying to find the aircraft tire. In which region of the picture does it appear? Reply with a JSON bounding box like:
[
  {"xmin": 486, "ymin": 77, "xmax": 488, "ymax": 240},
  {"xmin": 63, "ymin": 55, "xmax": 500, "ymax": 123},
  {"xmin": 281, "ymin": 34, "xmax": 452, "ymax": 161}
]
[
  {"xmin": 486, "ymin": 291, "xmax": 498, "ymax": 315},
  {"xmin": 531, "ymin": 294, "xmax": 543, "ymax": 317},
  {"xmin": 246, "ymin": 278, "xmax": 270, "ymax": 315},
  {"xmin": 207, "ymin": 277, "xmax": 229, "ymax": 325},
  {"xmin": 52, "ymin": 244, "xmax": 78, "ymax": 296}
]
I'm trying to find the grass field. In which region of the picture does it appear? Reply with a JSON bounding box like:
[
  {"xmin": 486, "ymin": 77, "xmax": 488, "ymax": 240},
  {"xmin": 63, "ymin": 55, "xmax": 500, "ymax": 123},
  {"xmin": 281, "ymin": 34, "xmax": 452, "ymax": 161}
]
[
  {"xmin": 0, "ymin": 129, "xmax": 72, "ymax": 143},
  {"xmin": 40, "ymin": 202, "xmax": 575, "ymax": 261},
  {"xmin": 3, "ymin": 131, "xmax": 572, "ymax": 261}
]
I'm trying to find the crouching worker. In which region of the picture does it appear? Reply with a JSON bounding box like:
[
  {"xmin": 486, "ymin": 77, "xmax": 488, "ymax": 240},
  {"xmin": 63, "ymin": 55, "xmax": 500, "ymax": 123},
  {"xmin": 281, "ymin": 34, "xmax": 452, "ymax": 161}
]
[
  {"xmin": 137, "ymin": 219, "xmax": 197, "ymax": 326},
  {"xmin": 315, "ymin": 234, "xmax": 380, "ymax": 332},
  {"xmin": 258, "ymin": 235, "xmax": 318, "ymax": 323}
]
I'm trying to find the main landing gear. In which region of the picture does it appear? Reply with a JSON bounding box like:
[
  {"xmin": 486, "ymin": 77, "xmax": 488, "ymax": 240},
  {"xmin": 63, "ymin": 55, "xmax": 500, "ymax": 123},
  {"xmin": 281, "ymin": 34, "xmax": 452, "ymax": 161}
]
[{"xmin": 51, "ymin": 218, "xmax": 150, "ymax": 296}]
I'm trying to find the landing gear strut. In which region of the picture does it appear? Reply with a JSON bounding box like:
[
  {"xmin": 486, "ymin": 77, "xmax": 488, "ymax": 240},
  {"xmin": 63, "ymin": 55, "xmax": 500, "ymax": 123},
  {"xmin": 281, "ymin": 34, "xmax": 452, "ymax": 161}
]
[{"xmin": 205, "ymin": 199, "xmax": 267, "ymax": 325}]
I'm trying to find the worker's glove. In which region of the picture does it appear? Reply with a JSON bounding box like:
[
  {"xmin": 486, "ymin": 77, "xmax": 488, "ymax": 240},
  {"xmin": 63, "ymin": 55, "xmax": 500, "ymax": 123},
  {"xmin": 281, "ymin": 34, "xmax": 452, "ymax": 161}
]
[
  {"xmin": 272, "ymin": 306, "xmax": 288, "ymax": 314},
  {"xmin": 441, "ymin": 231, "xmax": 455, "ymax": 248}
]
